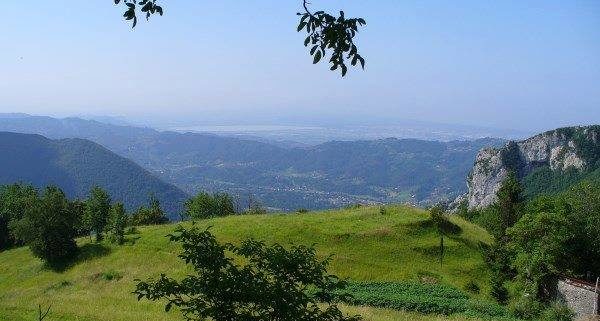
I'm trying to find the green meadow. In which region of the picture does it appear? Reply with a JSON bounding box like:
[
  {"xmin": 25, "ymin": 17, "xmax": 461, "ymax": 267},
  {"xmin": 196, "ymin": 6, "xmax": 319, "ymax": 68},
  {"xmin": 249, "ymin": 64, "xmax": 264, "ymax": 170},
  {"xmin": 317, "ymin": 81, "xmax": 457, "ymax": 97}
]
[{"xmin": 0, "ymin": 205, "xmax": 502, "ymax": 321}]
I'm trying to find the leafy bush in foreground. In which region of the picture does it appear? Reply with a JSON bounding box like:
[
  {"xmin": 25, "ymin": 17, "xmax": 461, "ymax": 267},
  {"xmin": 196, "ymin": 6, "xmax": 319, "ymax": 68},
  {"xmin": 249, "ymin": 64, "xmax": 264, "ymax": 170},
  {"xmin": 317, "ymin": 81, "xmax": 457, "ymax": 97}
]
[{"xmin": 134, "ymin": 226, "xmax": 360, "ymax": 321}]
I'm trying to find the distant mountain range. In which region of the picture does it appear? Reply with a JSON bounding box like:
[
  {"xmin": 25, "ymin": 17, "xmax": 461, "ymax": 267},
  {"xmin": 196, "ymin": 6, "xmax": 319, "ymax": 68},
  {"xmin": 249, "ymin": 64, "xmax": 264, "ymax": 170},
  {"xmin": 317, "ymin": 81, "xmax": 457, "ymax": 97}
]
[
  {"xmin": 0, "ymin": 114, "xmax": 505, "ymax": 210},
  {"xmin": 0, "ymin": 131, "xmax": 187, "ymax": 219}
]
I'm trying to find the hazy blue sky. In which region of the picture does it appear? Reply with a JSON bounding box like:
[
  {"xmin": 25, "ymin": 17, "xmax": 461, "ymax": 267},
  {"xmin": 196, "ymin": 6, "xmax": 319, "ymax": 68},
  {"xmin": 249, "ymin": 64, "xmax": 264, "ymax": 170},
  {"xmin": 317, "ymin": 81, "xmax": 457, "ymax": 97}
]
[{"xmin": 1, "ymin": 0, "xmax": 599, "ymax": 132}]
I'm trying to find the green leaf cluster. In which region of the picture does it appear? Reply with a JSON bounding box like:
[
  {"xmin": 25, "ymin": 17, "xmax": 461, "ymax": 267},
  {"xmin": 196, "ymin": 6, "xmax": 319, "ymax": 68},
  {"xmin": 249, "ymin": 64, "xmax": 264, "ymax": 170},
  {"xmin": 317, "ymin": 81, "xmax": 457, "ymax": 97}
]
[
  {"xmin": 297, "ymin": 3, "xmax": 366, "ymax": 76},
  {"xmin": 114, "ymin": 0, "xmax": 163, "ymax": 28}
]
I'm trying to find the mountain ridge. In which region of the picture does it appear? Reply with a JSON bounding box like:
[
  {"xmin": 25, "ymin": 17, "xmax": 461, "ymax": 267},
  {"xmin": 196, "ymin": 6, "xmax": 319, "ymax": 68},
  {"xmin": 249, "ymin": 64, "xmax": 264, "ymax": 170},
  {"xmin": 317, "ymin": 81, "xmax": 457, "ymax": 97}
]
[
  {"xmin": 0, "ymin": 114, "xmax": 505, "ymax": 210},
  {"xmin": 0, "ymin": 131, "xmax": 188, "ymax": 219}
]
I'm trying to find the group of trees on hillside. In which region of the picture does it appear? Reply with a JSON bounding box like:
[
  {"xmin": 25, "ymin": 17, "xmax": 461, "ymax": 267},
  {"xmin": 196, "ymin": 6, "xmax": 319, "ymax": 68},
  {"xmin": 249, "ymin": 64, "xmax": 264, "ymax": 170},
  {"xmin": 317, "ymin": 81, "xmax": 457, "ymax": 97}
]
[
  {"xmin": 183, "ymin": 191, "xmax": 268, "ymax": 219},
  {"xmin": 460, "ymin": 172, "xmax": 600, "ymax": 320},
  {"xmin": 0, "ymin": 182, "xmax": 273, "ymax": 267},
  {"xmin": 0, "ymin": 184, "xmax": 168, "ymax": 267}
]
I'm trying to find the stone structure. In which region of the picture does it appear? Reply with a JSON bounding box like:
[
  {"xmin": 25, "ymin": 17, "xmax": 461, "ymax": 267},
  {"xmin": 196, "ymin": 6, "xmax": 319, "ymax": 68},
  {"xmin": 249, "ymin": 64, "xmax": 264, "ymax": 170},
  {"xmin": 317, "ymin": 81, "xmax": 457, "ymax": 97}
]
[{"xmin": 557, "ymin": 278, "xmax": 599, "ymax": 319}]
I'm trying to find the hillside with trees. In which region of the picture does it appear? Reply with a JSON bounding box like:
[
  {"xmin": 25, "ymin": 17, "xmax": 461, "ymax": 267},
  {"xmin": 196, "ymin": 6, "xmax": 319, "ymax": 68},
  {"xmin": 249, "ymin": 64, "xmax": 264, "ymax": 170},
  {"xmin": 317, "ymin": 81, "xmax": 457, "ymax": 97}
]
[
  {"xmin": 0, "ymin": 114, "xmax": 504, "ymax": 210},
  {"xmin": 458, "ymin": 163, "xmax": 600, "ymax": 320},
  {"xmin": 0, "ymin": 132, "xmax": 187, "ymax": 219}
]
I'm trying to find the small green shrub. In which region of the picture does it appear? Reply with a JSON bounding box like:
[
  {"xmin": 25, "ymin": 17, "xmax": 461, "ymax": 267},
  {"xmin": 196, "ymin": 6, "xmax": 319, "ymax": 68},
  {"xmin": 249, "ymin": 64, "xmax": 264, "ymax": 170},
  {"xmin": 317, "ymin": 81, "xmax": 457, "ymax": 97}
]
[
  {"xmin": 45, "ymin": 280, "xmax": 73, "ymax": 292},
  {"xmin": 379, "ymin": 206, "xmax": 386, "ymax": 215},
  {"xmin": 464, "ymin": 280, "xmax": 480, "ymax": 294},
  {"xmin": 92, "ymin": 270, "xmax": 123, "ymax": 282},
  {"xmin": 296, "ymin": 208, "xmax": 309, "ymax": 214},
  {"xmin": 125, "ymin": 226, "xmax": 139, "ymax": 235},
  {"xmin": 509, "ymin": 295, "xmax": 544, "ymax": 320},
  {"xmin": 539, "ymin": 303, "xmax": 574, "ymax": 321},
  {"xmin": 344, "ymin": 203, "xmax": 362, "ymax": 210}
]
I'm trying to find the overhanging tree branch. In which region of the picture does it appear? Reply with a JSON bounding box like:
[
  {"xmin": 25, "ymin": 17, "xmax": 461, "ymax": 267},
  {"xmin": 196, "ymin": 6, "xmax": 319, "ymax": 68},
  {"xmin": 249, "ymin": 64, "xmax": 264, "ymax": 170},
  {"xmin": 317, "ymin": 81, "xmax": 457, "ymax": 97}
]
[{"xmin": 113, "ymin": 0, "xmax": 366, "ymax": 76}]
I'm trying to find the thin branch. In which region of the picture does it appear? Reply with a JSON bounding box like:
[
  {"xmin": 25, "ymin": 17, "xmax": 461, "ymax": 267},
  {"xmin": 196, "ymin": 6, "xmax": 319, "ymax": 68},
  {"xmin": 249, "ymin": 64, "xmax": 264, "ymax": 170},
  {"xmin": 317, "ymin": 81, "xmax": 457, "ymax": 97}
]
[{"xmin": 38, "ymin": 304, "xmax": 51, "ymax": 321}]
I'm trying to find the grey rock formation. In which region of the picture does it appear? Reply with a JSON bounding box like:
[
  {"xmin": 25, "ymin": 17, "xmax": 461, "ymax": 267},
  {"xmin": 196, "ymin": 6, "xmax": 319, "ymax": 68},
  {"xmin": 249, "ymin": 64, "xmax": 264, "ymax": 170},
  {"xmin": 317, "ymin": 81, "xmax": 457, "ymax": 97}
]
[{"xmin": 462, "ymin": 126, "xmax": 600, "ymax": 209}]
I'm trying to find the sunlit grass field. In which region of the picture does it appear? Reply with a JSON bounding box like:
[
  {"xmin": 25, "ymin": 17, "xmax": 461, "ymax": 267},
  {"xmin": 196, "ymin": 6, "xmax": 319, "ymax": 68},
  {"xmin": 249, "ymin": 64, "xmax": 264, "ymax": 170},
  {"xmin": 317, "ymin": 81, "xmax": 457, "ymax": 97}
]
[{"xmin": 0, "ymin": 205, "xmax": 495, "ymax": 321}]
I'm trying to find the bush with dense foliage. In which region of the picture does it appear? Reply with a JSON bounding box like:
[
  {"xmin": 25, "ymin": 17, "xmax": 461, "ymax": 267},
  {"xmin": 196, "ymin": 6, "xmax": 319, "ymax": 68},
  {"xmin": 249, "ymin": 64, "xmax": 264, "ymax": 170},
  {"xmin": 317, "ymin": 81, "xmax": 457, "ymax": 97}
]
[
  {"xmin": 0, "ymin": 183, "xmax": 37, "ymax": 250},
  {"xmin": 9, "ymin": 186, "xmax": 79, "ymax": 266},
  {"xmin": 134, "ymin": 226, "xmax": 360, "ymax": 321},
  {"xmin": 507, "ymin": 179, "xmax": 600, "ymax": 302},
  {"xmin": 69, "ymin": 199, "xmax": 89, "ymax": 237},
  {"xmin": 130, "ymin": 196, "xmax": 169, "ymax": 226},
  {"xmin": 539, "ymin": 302, "xmax": 574, "ymax": 321},
  {"xmin": 471, "ymin": 173, "xmax": 522, "ymax": 303},
  {"xmin": 463, "ymin": 169, "xmax": 600, "ymax": 320},
  {"xmin": 184, "ymin": 192, "xmax": 236, "ymax": 219},
  {"xmin": 107, "ymin": 202, "xmax": 128, "ymax": 244},
  {"xmin": 243, "ymin": 199, "xmax": 268, "ymax": 215},
  {"xmin": 85, "ymin": 186, "xmax": 111, "ymax": 242}
]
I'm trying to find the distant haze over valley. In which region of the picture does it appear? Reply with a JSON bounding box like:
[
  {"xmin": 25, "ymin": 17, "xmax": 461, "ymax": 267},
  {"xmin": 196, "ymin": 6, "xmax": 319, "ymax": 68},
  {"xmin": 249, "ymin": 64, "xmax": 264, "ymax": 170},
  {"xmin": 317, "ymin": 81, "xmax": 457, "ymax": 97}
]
[
  {"xmin": 0, "ymin": 113, "xmax": 506, "ymax": 210},
  {"xmin": 169, "ymin": 121, "xmax": 530, "ymax": 146}
]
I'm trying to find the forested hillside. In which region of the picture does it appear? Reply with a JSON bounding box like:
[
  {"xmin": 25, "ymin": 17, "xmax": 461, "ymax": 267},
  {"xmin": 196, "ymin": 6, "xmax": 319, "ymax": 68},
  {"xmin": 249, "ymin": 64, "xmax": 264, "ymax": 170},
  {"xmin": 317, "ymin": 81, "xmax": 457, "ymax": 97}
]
[
  {"xmin": 0, "ymin": 114, "xmax": 503, "ymax": 210},
  {"xmin": 0, "ymin": 132, "xmax": 187, "ymax": 218}
]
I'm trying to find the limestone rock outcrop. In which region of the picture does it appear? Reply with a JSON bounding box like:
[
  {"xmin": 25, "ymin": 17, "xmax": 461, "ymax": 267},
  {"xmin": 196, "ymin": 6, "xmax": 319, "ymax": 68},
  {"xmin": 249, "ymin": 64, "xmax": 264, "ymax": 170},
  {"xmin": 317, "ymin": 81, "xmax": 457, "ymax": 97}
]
[{"xmin": 463, "ymin": 126, "xmax": 599, "ymax": 209}]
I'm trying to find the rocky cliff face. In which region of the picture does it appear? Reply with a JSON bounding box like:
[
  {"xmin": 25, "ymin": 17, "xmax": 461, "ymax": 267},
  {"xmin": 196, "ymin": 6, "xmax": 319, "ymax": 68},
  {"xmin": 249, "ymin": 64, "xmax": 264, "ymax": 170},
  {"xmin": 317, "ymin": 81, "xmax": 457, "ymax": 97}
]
[{"xmin": 464, "ymin": 126, "xmax": 600, "ymax": 209}]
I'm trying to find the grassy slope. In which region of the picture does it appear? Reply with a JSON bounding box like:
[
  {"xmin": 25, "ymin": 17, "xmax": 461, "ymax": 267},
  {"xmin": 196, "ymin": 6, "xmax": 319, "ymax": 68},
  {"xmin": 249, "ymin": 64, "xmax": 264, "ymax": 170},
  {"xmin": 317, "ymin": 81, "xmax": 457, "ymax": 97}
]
[{"xmin": 0, "ymin": 205, "xmax": 493, "ymax": 321}]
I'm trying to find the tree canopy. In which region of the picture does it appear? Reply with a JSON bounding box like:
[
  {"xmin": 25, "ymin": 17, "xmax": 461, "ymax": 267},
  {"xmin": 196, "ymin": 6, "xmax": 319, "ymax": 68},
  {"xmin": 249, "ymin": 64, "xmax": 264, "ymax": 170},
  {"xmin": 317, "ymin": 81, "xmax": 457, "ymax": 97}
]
[{"xmin": 10, "ymin": 186, "xmax": 79, "ymax": 266}]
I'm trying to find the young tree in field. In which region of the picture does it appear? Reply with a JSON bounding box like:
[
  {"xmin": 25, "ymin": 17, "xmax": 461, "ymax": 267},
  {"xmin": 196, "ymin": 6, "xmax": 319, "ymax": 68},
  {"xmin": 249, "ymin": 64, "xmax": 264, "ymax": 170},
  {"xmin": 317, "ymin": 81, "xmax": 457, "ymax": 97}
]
[
  {"xmin": 494, "ymin": 171, "xmax": 523, "ymax": 240},
  {"xmin": 134, "ymin": 226, "xmax": 360, "ymax": 321},
  {"xmin": 10, "ymin": 186, "xmax": 78, "ymax": 266},
  {"xmin": 85, "ymin": 186, "xmax": 111, "ymax": 242},
  {"xmin": 429, "ymin": 204, "xmax": 447, "ymax": 267},
  {"xmin": 131, "ymin": 195, "xmax": 169, "ymax": 226},
  {"xmin": 484, "ymin": 172, "xmax": 523, "ymax": 303},
  {"xmin": 69, "ymin": 200, "xmax": 89, "ymax": 237},
  {"xmin": 108, "ymin": 202, "xmax": 128, "ymax": 245}
]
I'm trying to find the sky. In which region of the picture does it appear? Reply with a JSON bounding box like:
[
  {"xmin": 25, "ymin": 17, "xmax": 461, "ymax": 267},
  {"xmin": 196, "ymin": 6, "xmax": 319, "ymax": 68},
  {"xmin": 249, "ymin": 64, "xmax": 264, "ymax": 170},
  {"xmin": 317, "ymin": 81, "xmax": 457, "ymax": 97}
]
[{"xmin": 1, "ymin": 0, "xmax": 599, "ymax": 132}]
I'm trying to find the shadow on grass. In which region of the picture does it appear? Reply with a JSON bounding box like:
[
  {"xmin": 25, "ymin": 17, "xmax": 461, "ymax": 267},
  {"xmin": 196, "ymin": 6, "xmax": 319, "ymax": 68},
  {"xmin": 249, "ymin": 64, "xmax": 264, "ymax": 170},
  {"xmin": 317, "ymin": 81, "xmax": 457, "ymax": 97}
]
[
  {"xmin": 123, "ymin": 235, "xmax": 141, "ymax": 246},
  {"xmin": 45, "ymin": 243, "xmax": 111, "ymax": 272},
  {"xmin": 410, "ymin": 219, "xmax": 463, "ymax": 235}
]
